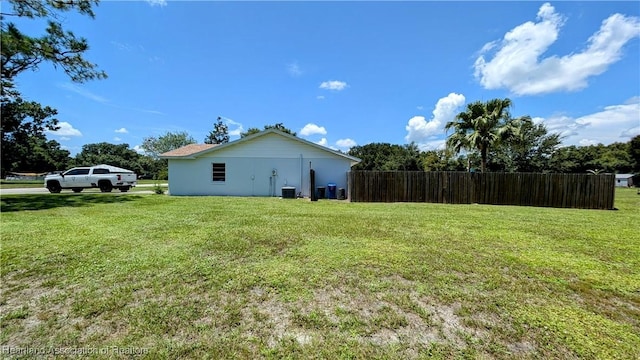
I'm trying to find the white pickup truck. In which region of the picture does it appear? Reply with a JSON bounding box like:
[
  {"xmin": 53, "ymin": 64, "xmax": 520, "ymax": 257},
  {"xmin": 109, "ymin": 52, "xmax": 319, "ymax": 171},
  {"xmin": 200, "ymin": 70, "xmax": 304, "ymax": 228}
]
[{"xmin": 44, "ymin": 164, "xmax": 137, "ymax": 193}]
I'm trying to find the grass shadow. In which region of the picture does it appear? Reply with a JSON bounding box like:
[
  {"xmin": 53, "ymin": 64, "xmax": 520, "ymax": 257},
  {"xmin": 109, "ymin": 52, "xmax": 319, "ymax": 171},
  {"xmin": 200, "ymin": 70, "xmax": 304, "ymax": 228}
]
[{"xmin": 1, "ymin": 194, "xmax": 144, "ymax": 212}]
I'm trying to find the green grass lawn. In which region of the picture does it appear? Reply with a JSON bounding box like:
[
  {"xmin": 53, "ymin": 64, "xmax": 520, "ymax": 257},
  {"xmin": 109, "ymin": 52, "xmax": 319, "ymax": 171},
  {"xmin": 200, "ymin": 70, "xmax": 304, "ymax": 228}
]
[{"xmin": 1, "ymin": 189, "xmax": 638, "ymax": 359}]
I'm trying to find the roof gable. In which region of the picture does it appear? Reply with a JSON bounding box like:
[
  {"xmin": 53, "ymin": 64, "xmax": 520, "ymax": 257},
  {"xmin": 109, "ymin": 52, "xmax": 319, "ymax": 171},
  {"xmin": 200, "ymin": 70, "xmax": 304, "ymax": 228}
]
[
  {"xmin": 160, "ymin": 129, "xmax": 361, "ymax": 163},
  {"xmin": 160, "ymin": 144, "xmax": 218, "ymax": 158}
]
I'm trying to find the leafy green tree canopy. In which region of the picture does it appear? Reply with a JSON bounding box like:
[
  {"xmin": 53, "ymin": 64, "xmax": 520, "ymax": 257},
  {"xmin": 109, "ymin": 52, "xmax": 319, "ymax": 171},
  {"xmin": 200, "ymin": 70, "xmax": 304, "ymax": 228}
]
[
  {"xmin": 420, "ymin": 149, "xmax": 468, "ymax": 172},
  {"xmin": 348, "ymin": 143, "xmax": 421, "ymax": 171},
  {"xmin": 488, "ymin": 116, "xmax": 561, "ymax": 173},
  {"xmin": 1, "ymin": 95, "xmax": 71, "ymax": 175},
  {"xmin": 1, "ymin": 0, "xmax": 107, "ymax": 92},
  {"xmin": 1, "ymin": 0, "xmax": 105, "ymax": 176},
  {"xmin": 75, "ymin": 142, "xmax": 142, "ymax": 173},
  {"xmin": 205, "ymin": 117, "xmax": 230, "ymax": 144},
  {"xmin": 446, "ymin": 98, "xmax": 521, "ymax": 172},
  {"xmin": 240, "ymin": 123, "xmax": 296, "ymax": 138},
  {"xmin": 629, "ymin": 135, "xmax": 640, "ymax": 172},
  {"xmin": 141, "ymin": 131, "xmax": 196, "ymax": 159}
]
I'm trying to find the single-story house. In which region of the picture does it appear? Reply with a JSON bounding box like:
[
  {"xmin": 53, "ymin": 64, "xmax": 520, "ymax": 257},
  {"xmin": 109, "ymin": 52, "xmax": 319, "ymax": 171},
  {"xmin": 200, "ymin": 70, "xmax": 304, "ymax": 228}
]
[
  {"xmin": 615, "ymin": 174, "xmax": 634, "ymax": 187},
  {"xmin": 160, "ymin": 129, "xmax": 361, "ymax": 197}
]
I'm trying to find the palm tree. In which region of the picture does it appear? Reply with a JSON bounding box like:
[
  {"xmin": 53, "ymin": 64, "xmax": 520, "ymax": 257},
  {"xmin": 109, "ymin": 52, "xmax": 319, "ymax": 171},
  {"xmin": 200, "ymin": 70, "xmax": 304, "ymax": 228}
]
[{"xmin": 445, "ymin": 98, "xmax": 520, "ymax": 172}]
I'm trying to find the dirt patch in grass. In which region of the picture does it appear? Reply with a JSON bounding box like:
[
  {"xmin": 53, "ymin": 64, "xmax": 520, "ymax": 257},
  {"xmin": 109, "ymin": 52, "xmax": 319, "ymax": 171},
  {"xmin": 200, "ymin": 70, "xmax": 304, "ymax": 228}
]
[
  {"xmin": 1, "ymin": 274, "xmax": 71, "ymax": 346},
  {"xmin": 233, "ymin": 278, "xmax": 492, "ymax": 354}
]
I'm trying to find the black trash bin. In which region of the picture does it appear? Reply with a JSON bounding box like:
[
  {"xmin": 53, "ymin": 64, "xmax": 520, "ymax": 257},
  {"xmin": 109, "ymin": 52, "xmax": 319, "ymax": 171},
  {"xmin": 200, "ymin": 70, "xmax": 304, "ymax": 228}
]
[
  {"xmin": 317, "ymin": 186, "xmax": 326, "ymax": 199},
  {"xmin": 327, "ymin": 183, "xmax": 337, "ymax": 199},
  {"xmin": 338, "ymin": 188, "xmax": 346, "ymax": 200}
]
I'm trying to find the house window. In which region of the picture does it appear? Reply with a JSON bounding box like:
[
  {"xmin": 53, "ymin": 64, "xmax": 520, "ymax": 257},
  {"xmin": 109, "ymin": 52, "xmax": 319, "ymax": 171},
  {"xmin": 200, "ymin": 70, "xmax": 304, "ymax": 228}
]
[{"xmin": 212, "ymin": 163, "xmax": 226, "ymax": 182}]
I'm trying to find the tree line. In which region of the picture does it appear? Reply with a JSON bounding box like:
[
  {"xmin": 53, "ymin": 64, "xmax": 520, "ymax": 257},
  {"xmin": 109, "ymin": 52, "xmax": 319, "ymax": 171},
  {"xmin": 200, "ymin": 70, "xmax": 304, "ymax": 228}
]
[
  {"xmin": 349, "ymin": 98, "xmax": 639, "ymax": 174},
  {"xmin": 348, "ymin": 136, "xmax": 639, "ymax": 174}
]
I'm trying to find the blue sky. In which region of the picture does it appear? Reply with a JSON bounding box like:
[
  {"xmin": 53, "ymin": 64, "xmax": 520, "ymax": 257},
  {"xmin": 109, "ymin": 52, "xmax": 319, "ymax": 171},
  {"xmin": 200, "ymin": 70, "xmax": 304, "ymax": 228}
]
[{"xmin": 8, "ymin": 1, "xmax": 640, "ymax": 155}]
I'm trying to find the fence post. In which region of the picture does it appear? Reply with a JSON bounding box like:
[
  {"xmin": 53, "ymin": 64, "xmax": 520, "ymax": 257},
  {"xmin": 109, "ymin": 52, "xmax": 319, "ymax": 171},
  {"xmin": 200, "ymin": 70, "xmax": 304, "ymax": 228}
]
[{"xmin": 310, "ymin": 168, "xmax": 316, "ymax": 201}]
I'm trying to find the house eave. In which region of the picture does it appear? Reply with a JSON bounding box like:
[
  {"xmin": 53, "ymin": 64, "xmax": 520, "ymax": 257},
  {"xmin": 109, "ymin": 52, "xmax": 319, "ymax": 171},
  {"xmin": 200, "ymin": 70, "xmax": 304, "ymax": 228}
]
[{"xmin": 160, "ymin": 129, "xmax": 362, "ymax": 163}]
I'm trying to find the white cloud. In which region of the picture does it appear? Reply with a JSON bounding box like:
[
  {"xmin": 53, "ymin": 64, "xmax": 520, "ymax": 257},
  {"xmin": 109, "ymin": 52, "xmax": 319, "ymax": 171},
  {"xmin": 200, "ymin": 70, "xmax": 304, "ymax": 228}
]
[
  {"xmin": 579, "ymin": 139, "xmax": 599, "ymax": 146},
  {"xmin": 405, "ymin": 93, "xmax": 466, "ymax": 144},
  {"xmin": 146, "ymin": 0, "xmax": 167, "ymax": 7},
  {"xmin": 416, "ymin": 139, "xmax": 447, "ymax": 151},
  {"xmin": 115, "ymin": 128, "xmax": 128, "ymax": 134},
  {"xmin": 319, "ymin": 80, "xmax": 348, "ymax": 91},
  {"xmin": 58, "ymin": 83, "xmax": 108, "ymax": 103},
  {"xmin": 114, "ymin": 137, "xmax": 122, "ymax": 142},
  {"xmin": 336, "ymin": 138, "xmax": 357, "ymax": 149},
  {"xmin": 149, "ymin": 56, "xmax": 164, "ymax": 64},
  {"xmin": 621, "ymin": 126, "xmax": 640, "ymax": 138},
  {"xmin": 60, "ymin": 137, "xmax": 71, "ymax": 141},
  {"xmin": 62, "ymin": 84, "xmax": 165, "ymax": 114},
  {"xmin": 136, "ymin": 108, "xmax": 165, "ymax": 115},
  {"xmin": 287, "ymin": 62, "xmax": 302, "ymax": 77},
  {"xmin": 110, "ymin": 41, "xmax": 133, "ymax": 52},
  {"xmin": 219, "ymin": 116, "xmax": 244, "ymax": 137},
  {"xmin": 625, "ymin": 96, "xmax": 640, "ymax": 105},
  {"xmin": 47, "ymin": 122, "xmax": 82, "ymax": 137},
  {"xmin": 474, "ymin": 3, "xmax": 640, "ymax": 95},
  {"xmin": 133, "ymin": 145, "xmax": 147, "ymax": 155},
  {"xmin": 316, "ymin": 138, "xmax": 328, "ymax": 147},
  {"xmin": 539, "ymin": 97, "xmax": 640, "ymax": 146},
  {"xmin": 300, "ymin": 123, "xmax": 327, "ymax": 136}
]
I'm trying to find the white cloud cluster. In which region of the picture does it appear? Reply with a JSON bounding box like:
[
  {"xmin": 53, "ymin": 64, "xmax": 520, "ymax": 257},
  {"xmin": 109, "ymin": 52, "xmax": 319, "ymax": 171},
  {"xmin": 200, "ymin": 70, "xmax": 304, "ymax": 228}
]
[
  {"xmin": 110, "ymin": 41, "xmax": 133, "ymax": 52},
  {"xmin": 539, "ymin": 97, "xmax": 640, "ymax": 146},
  {"xmin": 287, "ymin": 62, "xmax": 302, "ymax": 77},
  {"xmin": 474, "ymin": 2, "xmax": 640, "ymax": 95},
  {"xmin": 336, "ymin": 138, "xmax": 357, "ymax": 148},
  {"xmin": 133, "ymin": 145, "xmax": 147, "ymax": 155},
  {"xmin": 146, "ymin": 0, "xmax": 167, "ymax": 7},
  {"xmin": 47, "ymin": 122, "xmax": 82, "ymax": 138},
  {"xmin": 301, "ymin": 123, "xmax": 356, "ymax": 151},
  {"xmin": 300, "ymin": 123, "xmax": 327, "ymax": 136},
  {"xmin": 115, "ymin": 128, "xmax": 128, "ymax": 134},
  {"xmin": 405, "ymin": 93, "xmax": 466, "ymax": 147},
  {"xmin": 58, "ymin": 83, "xmax": 108, "ymax": 103},
  {"xmin": 220, "ymin": 117, "xmax": 244, "ymax": 137},
  {"xmin": 319, "ymin": 80, "xmax": 348, "ymax": 91}
]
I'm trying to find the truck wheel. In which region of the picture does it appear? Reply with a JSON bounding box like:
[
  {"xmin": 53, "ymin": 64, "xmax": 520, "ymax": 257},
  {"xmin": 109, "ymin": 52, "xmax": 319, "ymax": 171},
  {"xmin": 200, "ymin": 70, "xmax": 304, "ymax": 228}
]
[
  {"xmin": 119, "ymin": 186, "xmax": 130, "ymax": 192},
  {"xmin": 99, "ymin": 181, "xmax": 113, "ymax": 193},
  {"xmin": 72, "ymin": 188, "xmax": 83, "ymax": 193},
  {"xmin": 47, "ymin": 181, "xmax": 62, "ymax": 193}
]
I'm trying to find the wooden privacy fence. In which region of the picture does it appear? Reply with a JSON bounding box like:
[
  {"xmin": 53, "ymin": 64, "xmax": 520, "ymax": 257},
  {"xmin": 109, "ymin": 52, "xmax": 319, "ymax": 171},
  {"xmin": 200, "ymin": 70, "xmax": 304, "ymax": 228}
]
[{"xmin": 348, "ymin": 171, "xmax": 616, "ymax": 209}]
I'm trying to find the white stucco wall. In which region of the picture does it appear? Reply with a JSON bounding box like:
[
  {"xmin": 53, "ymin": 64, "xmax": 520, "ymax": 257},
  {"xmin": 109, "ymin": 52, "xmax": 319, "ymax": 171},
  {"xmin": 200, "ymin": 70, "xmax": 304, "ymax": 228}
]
[{"xmin": 167, "ymin": 133, "xmax": 355, "ymax": 196}]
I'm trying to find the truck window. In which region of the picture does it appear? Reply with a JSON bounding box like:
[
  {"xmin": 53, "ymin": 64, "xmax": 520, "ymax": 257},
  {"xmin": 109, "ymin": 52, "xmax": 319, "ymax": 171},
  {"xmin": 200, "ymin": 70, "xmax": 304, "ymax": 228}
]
[
  {"xmin": 92, "ymin": 168, "xmax": 110, "ymax": 174},
  {"xmin": 65, "ymin": 168, "xmax": 90, "ymax": 175}
]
